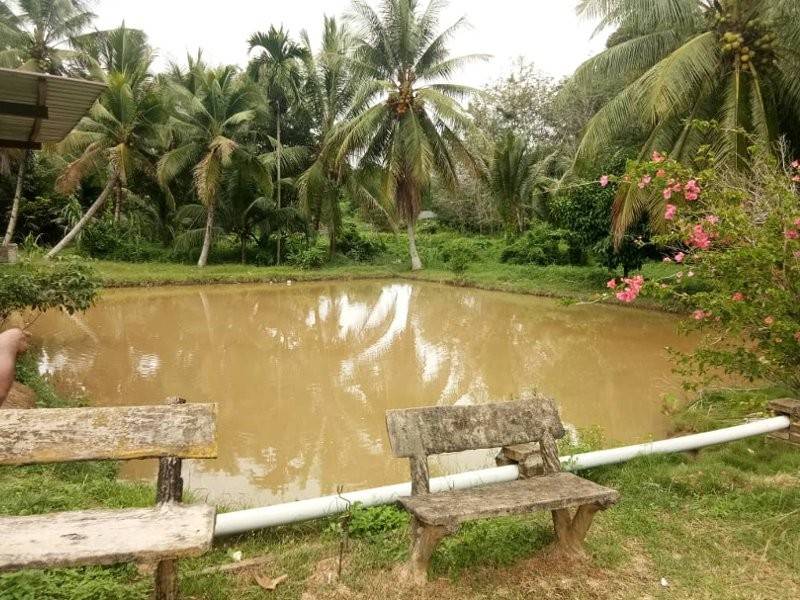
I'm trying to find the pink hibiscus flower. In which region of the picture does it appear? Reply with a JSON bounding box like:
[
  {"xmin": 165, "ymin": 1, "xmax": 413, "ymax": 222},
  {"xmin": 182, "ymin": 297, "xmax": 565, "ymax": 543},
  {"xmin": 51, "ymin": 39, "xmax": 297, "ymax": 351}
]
[
  {"xmin": 684, "ymin": 180, "xmax": 701, "ymax": 201},
  {"xmin": 664, "ymin": 204, "xmax": 677, "ymax": 220},
  {"xmin": 689, "ymin": 225, "xmax": 711, "ymax": 250}
]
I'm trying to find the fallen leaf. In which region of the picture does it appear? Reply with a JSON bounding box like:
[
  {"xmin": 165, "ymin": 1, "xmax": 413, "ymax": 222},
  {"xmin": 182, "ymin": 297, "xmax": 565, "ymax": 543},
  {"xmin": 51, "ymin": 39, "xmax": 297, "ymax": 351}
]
[{"xmin": 254, "ymin": 573, "xmax": 289, "ymax": 591}]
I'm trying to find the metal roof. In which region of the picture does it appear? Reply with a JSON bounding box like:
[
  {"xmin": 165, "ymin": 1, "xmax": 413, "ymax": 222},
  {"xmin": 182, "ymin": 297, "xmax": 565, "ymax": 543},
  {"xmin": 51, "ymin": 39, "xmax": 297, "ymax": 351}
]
[{"xmin": 0, "ymin": 68, "xmax": 106, "ymax": 150}]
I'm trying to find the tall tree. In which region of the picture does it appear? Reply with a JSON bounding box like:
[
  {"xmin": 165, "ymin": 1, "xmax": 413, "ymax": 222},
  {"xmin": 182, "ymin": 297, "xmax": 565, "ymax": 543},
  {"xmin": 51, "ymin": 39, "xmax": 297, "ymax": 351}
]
[
  {"xmin": 570, "ymin": 0, "xmax": 800, "ymax": 242},
  {"xmin": 158, "ymin": 66, "xmax": 268, "ymax": 267},
  {"xmin": 72, "ymin": 25, "xmax": 154, "ymax": 222},
  {"xmin": 489, "ymin": 132, "xmax": 555, "ymax": 235},
  {"xmin": 0, "ymin": 0, "xmax": 95, "ymax": 246},
  {"xmin": 332, "ymin": 0, "xmax": 485, "ymax": 270},
  {"xmin": 47, "ymin": 26, "xmax": 161, "ymax": 257},
  {"xmin": 296, "ymin": 16, "xmax": 394, "ymax": 255},
  {"xmin": 247, "ymin": 26, "xmax": 308, "ymax": 265}
]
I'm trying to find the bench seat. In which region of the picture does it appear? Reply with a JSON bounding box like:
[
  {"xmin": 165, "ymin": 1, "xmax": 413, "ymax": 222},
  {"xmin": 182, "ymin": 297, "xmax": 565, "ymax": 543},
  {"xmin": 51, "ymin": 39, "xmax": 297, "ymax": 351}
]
[
  {"xmin": 400, "ymin": 472, "xmax": 619, "ymax": 527},
  {"xmin": 0, "ymin": 504, "xmax": 216, "ymax": 572}
]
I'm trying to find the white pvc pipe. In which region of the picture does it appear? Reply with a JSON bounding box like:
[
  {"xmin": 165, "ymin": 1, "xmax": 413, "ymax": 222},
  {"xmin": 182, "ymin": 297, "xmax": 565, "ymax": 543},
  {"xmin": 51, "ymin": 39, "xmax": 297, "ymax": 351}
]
[{"xmin": 214, "ymin": 416, "xmax": 790, "ymax": 537}]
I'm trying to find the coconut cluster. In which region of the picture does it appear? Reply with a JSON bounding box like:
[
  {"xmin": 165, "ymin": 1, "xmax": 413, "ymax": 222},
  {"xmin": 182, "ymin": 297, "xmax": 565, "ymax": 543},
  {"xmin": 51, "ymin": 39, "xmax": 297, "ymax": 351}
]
[
  {"xmin": 387, "ymin": 87, "xmax": 415, "ymax": 117},
  {"xmin": 715, "ymin": 13, "xmax": 778, "ymax": 72}
]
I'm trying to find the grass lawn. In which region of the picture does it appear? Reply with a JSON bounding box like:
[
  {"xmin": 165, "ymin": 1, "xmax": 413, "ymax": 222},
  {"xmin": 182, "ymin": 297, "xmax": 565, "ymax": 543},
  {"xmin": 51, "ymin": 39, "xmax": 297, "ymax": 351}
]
[{"xmin": 2, "ymin": 357, "xmax": 798, "ymax": 599}]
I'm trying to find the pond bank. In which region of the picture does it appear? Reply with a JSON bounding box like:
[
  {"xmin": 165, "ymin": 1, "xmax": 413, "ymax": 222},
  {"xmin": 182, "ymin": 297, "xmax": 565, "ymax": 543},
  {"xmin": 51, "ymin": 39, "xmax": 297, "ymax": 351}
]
[
  {"xmin": 92, "ymin": 260, "xmax": 679, "ymax": 312},
  {"xmin": 2, "ymin": 358, "xmax": 798, "ymax": 599}
]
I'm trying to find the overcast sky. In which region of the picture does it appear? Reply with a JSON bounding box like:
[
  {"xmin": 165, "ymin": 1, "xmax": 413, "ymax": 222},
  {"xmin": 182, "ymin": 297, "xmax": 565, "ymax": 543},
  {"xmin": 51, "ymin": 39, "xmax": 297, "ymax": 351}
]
[{"xmin": 91, "ymin": 0, "xmax": 608, "ymax": 86}]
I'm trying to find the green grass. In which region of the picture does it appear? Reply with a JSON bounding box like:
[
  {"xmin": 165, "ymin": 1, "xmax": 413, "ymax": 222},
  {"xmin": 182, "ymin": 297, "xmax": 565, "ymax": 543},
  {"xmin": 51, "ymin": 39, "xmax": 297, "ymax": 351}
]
[
  {"xmin": 90, "ymin": 258, "xmax": 680, "ymax": 312},
  {"xmin": 3, "ymin": 360, "xmax": 799, "ymax": 599}
]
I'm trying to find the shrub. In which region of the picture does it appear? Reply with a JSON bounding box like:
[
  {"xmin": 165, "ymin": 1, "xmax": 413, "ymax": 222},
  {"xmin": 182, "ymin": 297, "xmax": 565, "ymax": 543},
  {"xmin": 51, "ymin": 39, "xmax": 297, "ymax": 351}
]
[
  {"xmin": 337, "ymin": 222, "xmax": 385, "ymax": 262},
  {"xmin": 610, "ymin": 148, "xmax": 800, "ymax": 394},
  {"xmin": 80, "ymin": 220, "xmax": 168, "ymax": 262},
  {"xmin": 500, "ymin": 224, "xmax": 586, "ymax": 266},
  {"xmin": 551, "ymin": 151, "xmax": 653, "ymax": 273},
  {"xmin": 437, "ymin": 236, "xmax": 492, "ymax": 264},
  {"xmin": 287, "ymin": 244, "xmax": 328, "ymax": 269},
  {"xmin": 0, "ymin": 259, "xmax": 100, "ymax": 323},
  {"xmin": 448, "ymin": 252, "xmax": 470, "ymax": 275}
]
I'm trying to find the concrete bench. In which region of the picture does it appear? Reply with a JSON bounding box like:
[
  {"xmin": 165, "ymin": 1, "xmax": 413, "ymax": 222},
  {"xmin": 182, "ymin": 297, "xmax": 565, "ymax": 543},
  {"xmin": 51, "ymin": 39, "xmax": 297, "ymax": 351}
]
[
  {"xmin": 386, "ymin": 397, "xmax": 619, "ymax": 584},
  {"xmin": 0, "ymin": 399, "xmax": 218, "ymax": 600}
]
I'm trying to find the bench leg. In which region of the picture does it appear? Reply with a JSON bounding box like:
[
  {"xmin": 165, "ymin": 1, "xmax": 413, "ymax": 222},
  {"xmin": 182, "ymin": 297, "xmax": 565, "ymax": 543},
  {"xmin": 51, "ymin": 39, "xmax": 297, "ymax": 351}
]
[
  {"xmin": 551, "ymin": 503, "xmax": 603, "ymax": 557},
  {"xmin": 406, "ymin": 518, "xmax": 451, "ymax": 585},
  {"xmin": 154, "ymin": 398, "xmax": 186, "ymax": 600},
  {"xmin": 154, "ymin": 560, "xmax": 178, "ymax": 600}
]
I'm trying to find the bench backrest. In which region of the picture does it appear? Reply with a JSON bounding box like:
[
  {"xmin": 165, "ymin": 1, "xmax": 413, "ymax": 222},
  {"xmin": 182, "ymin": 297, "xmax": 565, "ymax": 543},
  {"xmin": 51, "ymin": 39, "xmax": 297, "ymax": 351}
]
[
  {"xmin": 0, "ymin": 403, "xmax": 218, "ymax": 466},
  {"xmin": 386, "ymin": 397, "xmax": 564, "ymax": 494}
]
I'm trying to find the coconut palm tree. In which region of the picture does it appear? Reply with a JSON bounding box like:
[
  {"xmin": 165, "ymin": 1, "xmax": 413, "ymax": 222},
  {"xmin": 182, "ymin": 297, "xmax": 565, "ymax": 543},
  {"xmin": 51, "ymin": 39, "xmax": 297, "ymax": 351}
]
[
  {"xmin": 489, "ymin": 132, "xmax": 556, "ymax": 236},
  {"xmin": 0, "ymin": 0, "xmax": 94, "ymax": 72},
  {"xmin": 46, "ymin": 26, "xmax": 161, "ymax": 258},
  {"xmin": 570, "ymin": 0, "xmax": 800, "ymax": 242},
  {"xmin": 330, "ymin": 0, "xmax": 486, "ymax": 270},
  {"xmin": 247, "ymin": 26, "xmax": 308, "ymax": 265},
  {"xmin": 71, "ymin": 25, "xmax": 155, "ymax": 222},
  {"xmin": 296, "ymin": 16, "xmax": 395, "ymax": 255},
  {"xmin": 0, "ymin": 0, "xmax": 96, "ymax": 246},
  {"xmin": 158, "ymin": 65, "xmax": 268, "ymax": 267},
  {"xmin": 174, "ymin": 163, "xmax": 279, "ymax": 264}
]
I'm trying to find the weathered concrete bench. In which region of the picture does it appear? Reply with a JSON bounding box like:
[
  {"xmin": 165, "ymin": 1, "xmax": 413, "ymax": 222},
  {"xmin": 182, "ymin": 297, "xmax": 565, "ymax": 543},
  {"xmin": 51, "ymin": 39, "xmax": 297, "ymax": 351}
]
[
  {"xmin": 386, "ymin": 397, "xmax": 619, "ymax": 584},
  {"xmin": 0, "ymin": 398, "xmax": 218, "ymax": 600}
]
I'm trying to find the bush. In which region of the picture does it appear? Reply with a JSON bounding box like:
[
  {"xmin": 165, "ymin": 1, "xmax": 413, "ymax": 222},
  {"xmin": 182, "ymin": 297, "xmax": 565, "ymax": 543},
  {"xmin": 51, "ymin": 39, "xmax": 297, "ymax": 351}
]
[
  {"xmin": 437, "ymin": 236, "xmax": 491, "ymax": 263},
  {"xmin": 616, "ymin": 148, "xmax": 800, "ymax": 394},
  {"xmin": 337, "ymin": 222, "xmax": 385, "ymax": 262},
  {"xmin": 0, "ymin": 259, "xmax": 100, "ymax": 322},
  {"xmin": 448, "ymin": 252, "xmax": 470, "ymax": 275},
  {"xmin": 287, "ymin": 243, "xmax": 328, "ymax": 269},
  {"xmin": 80, "ymin": 220, "xmax": 168, "ymax": 262},
  {"xmin": 500, "ymin": 224, "xmax": 586, "ymax": 266},
  {"xmin": 551, "ymin": 151, "xmax": 653, "ymax": 273}
]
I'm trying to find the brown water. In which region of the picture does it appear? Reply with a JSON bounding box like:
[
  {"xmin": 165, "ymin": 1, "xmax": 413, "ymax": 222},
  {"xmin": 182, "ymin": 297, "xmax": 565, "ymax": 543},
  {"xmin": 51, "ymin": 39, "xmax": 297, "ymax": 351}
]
[{"xmin": 31, "ymin": 280, "xmax": 691, "ymax": 507}]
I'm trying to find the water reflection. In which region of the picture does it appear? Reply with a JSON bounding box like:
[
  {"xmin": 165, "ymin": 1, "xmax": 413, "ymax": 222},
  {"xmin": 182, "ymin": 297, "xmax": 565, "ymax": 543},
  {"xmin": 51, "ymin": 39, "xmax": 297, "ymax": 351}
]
[{"xmin": 31, "ymin": 281, "xmax": 692, "ymax": 506}]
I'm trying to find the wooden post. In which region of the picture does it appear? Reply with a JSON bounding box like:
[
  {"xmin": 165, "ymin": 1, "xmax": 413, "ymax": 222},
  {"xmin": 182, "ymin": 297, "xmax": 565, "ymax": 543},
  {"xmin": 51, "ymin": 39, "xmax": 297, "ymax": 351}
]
[
  {"xmin": 769, "ymin": 399, "xmax": 800, "ymax": 447},
  {"xmin": 154, "ymin": 398, "xmax": 186, "ymax": 600}
]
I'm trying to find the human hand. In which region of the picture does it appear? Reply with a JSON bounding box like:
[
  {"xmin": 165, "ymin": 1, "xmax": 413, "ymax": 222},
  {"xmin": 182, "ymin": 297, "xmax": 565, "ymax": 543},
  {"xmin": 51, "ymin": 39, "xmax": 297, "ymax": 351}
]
[{"xmin": 0, "ymin": 328, "xmax": 31, "ymax": 355}]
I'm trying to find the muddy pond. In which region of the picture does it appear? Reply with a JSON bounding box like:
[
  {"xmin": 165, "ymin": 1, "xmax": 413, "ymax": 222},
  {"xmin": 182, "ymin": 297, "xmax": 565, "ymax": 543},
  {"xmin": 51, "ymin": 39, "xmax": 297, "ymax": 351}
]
[{"xmin": 31, "ymin": 280, "xmax": 692, "ymax": 507}]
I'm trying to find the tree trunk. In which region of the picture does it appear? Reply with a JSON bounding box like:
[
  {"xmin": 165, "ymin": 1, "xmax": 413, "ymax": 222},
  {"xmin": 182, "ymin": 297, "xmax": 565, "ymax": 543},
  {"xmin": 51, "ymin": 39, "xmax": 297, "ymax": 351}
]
[
  {"xmin": 240, "ymin": 233, "xmax": 247, "ymax": 264},
  {"xmin": 113, "ymin": 179, "xmax": 123, "ymax": 223},
  {"xmin": 407, "ymin": 220, "xmax": 423, "ymax": 271},
  {"xmin": 3, "ymin": 150, "xmax": 29, "ymax": 246},
  {"xmin": 275, "ymin": 109, "xmax": 282, "ymax": 267},
  {"xmin": 197, "ymin": 200, "xmax": 216, "ymax": 267},
  {"xmin": 329, "ymin": 226, "xmax": 337, "ymax": 257},
  {"xmin": 47, "ymin": 174, "xmax": 119, "ymax": 258}
]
